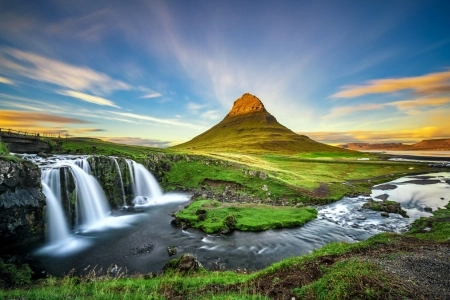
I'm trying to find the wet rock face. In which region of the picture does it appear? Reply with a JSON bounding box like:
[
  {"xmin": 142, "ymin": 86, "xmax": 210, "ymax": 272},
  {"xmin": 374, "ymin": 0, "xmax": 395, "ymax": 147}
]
[
  {"xmin": 88, "ymin": 156, "xmax": 131, "ymax": 208},
  {"xmin": 0, "ymin": 159, "xmax": 46, "ymax": 253}
]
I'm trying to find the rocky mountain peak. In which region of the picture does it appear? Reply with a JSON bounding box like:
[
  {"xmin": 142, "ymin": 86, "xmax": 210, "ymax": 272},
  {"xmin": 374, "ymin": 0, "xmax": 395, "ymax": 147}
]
[{"xmin": 225, "ymin": 93, "xmax": 267, "ymax": 118}]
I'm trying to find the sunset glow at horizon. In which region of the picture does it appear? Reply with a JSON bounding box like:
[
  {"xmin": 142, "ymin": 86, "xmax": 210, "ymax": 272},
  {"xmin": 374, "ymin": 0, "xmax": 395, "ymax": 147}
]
[{"xmin": 1, "ymin": 0, "xmax": 449, "ymax": 147}]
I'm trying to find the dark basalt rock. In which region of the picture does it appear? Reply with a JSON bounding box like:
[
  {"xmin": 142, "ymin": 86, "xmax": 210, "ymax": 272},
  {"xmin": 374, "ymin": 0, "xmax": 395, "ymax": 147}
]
[
  {"xmin": 167, "ymin": 245, "xmax": 177, "ymax": 256},
  {"xmin": 0, "ymin": 159, "xmax": 46, "ymax": 254}
]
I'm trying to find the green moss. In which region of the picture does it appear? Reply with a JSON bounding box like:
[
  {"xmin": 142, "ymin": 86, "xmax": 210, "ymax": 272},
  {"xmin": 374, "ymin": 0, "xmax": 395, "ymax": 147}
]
[
  {"xmin": 0, "ymin": 141, "xmax": 9, "ymax": 154},
  {"xmin": 408, "ymin": 202, "xmax": 450, "ymax": 241},
  {"xmin": 175, "ymin": 199, "xmax": 317, "ymax": 233},
  {"xmin": 0, "ymin": 261, "xmax": 33, "ymax": 288}
]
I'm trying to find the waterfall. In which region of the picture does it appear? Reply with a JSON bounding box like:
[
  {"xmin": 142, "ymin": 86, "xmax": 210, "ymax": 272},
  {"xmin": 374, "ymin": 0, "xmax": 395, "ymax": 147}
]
[
  {"xmin": 24, "ymin": 154, "xmax": 189, "ymax": 255},
  {"xmin": 75, "ymin": 157, "xmax": 91, "ymax": 174},
  {"xmin": 125, "ymin": 159, "xmax": 135, "ymax": 195},
  {"xmin": 129, "ymin": 160, "xmax": 163, "ymax": 200},
  {"xmin": 42, "ymin": 168, "xmax": 62, "ymax": 205},
  {"xmin": 67, "ymin": 162, "xmax": 110, "ymax": 229},
  {"xmin": 112, "ymin": 158, "xmax": 126, "ymax": 206},
  {"xmin": 41, "ymin": 182, "xmax": 70, "ymax": 243}
]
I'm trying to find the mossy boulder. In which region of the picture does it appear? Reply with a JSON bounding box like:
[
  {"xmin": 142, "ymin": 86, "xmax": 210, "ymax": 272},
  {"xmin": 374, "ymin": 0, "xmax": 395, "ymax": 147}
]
[
  {"xmin": 163, "ymin": 254, "xmax": 204, "ymax": 274},
  {"xmin": 362, "ymin": 199, "xmax": 408, "ymax": 218}
]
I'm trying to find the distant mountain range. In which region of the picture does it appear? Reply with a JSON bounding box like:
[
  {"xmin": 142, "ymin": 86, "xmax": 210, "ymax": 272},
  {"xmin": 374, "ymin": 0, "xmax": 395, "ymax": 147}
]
[
  {"xmin": 173, "ymin": 93, "xmax": 350, "ymax": 154},
  {"xmin": 339, "ymin": 139, "xmax": 450, "ymax": 151}
]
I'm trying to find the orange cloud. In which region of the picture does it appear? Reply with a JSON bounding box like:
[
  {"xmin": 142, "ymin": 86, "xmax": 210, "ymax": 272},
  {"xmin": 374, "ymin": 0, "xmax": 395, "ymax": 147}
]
[
  {"xmin": 0, "ymin": 110, "xmax": 93, "ymax": 135},
  {"xmin": 332, "ymin": 70, "xmax": 450, "ymax": 98},
  {"xmin": 0, "ymin": 76, "xmax": 14, "ymax": 85},
  {"xmin": 324, "ymin": 97, "xmax": 450, "ymax": 119},
  {"xmin": 323, "ymin": 103, "xmax": 384, "ymax": 119},
  {"xmin": 299, "ymin": 126, "xmax": 450, "ymax": 145},
  {"xmin": 0, "ymin": 110, "xmax": 90, "ymax": 125},
  {"xmin": 387, "ymin": 97, "xmax": 450, "ymax": 110}
]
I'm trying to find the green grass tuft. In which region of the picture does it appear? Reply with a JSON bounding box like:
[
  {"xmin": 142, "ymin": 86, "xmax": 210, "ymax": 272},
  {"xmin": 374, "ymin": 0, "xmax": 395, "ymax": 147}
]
[{"xmin": 293, "ymin": 259, "xmax": 412, "ymax": 300}]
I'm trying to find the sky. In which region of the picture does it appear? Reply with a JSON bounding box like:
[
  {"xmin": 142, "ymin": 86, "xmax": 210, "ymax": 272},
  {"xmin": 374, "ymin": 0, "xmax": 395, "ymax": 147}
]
[{"xmin": 1, "ymin": 0, "xmax": 450, "ymax": 147}]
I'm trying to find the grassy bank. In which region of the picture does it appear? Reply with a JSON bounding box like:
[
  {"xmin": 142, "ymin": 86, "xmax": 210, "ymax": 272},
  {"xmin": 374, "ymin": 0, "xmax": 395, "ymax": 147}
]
[
  {"xmin": 174, "ymin": 199, "xmax": 317, "ymax": 233},
  {"xmin": 2, "ymin": 232, "xmax": 439, "ymax": 299},
  {"xmin": 163, "ymin": 151, "xmax": 432, "ymax": 204}
]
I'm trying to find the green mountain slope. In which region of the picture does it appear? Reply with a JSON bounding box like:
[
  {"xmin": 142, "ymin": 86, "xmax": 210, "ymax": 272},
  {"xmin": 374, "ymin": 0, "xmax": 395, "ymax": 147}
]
[{"xmin": 173, "ymin": 93, "xmax": 351, "ymax": 154}]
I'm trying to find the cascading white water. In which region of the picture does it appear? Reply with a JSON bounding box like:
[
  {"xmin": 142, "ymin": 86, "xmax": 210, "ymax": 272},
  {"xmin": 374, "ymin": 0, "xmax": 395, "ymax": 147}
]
[
  {"xmin": 22, "ymin": 154, "xmax": 189, "ymax": 256},
  {"xmin": 42, "ymin": 168, "xmax": 62, "ymax": 205},
  {"xmin": 130, "ymin": 161, "xmax": 163, "ymax": 199},
  {"xmin": 41, "ymin": 182, "xmax": 70, "ymax": 243},
  {"xmin": 67, "ymin": 161, "xmax": 110, "ymax": 229},
  {"xmin": 125, "ymin": 159, "xmax": 135, "ymax": 195},
  {"xmin": 112, "ymin": 158, "xmax": 126, "ymax": 206},
  {"xmin": 75, "ymin": 157, "xmax": 91, "ymax": 174}
]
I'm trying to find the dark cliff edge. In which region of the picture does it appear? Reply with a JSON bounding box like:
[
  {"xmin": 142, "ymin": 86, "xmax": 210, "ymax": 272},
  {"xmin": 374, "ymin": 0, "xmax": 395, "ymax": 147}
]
[{"xmin": 0, "ymin": 158, "xmax": 46, "ymax": 255}]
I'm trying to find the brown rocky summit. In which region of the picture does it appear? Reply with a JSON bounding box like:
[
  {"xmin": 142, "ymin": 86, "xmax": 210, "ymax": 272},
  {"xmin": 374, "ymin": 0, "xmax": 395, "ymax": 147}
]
[{"xmin": 225, "ymin": 93, "xmax": 267, "ymax": 118}]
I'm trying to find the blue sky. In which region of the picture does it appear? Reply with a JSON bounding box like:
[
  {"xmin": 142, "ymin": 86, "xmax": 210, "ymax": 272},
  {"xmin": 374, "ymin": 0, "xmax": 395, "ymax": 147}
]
[{"xmin": 1, "ymin": 0, "xmax": 450, "ymax": 146}]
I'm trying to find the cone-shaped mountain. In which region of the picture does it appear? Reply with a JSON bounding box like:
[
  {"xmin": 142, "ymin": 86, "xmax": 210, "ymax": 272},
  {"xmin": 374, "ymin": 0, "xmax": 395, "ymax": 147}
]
[{"xmin": 173, "ymin": 93, "xmax": 348, "ymax": 154}]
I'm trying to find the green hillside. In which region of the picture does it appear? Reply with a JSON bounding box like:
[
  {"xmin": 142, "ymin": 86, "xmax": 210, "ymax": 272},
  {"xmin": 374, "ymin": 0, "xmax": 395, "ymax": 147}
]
[{"xmin": 173, "ymin": 93, "xmax": 354, "ymax": 154}]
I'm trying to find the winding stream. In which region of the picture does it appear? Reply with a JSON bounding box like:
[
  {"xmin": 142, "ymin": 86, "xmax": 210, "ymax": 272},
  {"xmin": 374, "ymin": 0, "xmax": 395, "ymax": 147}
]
[{"xmin": 23, "ymin": 155, "xmax": 450, "ymax": 276}]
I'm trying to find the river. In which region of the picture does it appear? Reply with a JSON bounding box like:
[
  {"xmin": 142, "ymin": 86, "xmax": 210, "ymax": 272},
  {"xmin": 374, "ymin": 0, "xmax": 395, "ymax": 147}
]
[{"xmin": 23, "ymin": 155, "xmax": 450, "ymax": 276}]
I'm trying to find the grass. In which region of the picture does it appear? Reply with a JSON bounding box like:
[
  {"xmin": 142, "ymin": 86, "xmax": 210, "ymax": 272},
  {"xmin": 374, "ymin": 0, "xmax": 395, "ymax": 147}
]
[
  {"xmin": 172, "ymin": 110, "xmax": 354, "ymax": 155},
  {"xmin": 175, "ymin": 199, "xmax": 317, "ymax": 233},
  {"xmin": 0, "ymin": 140, "xmax": 8, "ymax": 154},
  {"xmin": 45, "ymin": 137, "xmax": 433, "ymax": 204},
  {"xmin": 162, "ymin": 158, "xmax": 303, "ymax": 201},
  {"xmin": 293, "ymin": 259, "xmax": 411, "ymax": 300},
  {"xmin": 0, "ymin": 233, "xmax": 411, "ymax": 299},
  {"xmin": 408, "ymin": 201, "xmax": 450, "ymax": 242},
  {"xmin": 49, "ymin": 137, "xmax": 168, "ymax": 160},
  {"xmin": 163, "ymin": 151, "xmax": 432, "ymax": 204}
]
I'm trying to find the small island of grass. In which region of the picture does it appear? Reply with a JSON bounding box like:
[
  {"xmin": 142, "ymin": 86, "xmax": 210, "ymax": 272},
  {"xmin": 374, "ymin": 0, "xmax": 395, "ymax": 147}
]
[
  {"xmin": 362, "ymin": 199, "xmax": 409, "ymax": 218},
  {"xmin": 174, "ymin": 199, "xmax": 318, "ymax": 233}
]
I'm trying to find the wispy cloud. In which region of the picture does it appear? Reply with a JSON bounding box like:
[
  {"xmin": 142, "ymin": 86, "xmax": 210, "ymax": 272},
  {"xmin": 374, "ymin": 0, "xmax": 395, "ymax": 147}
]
[
  {"xmin": 0, "ymin": 76, "xmax": 14, "ymax": 85},
  {"xmin": 332, "ymin": 70, "xmax": 450, "ymax": 98},
  {"xmin": 0, "ymin": 48, "xmax": 131, "ymax": 94},
  {"xmin": 323, "ymin": 103, "xmax": 385, "ymax": 119},
  {"xmin": 59, "ymin": 90, "xmax": 120, "ymax": 108},
  {"xmin": 201, "ymin": 110, "xmax": 221, "ymax": 120},
  {"xmin": 109, "ymin": 111, "xmax": 205, "ymax": 130},
  {"xmin": 187, "ymin": 102, "xmax": 204, "ymax": 112},
  {"xmin": 140, "ymin": 92, "xmax": 162, "ymax": 99},
  {"xmin": 72, "ymin": 128, "xmax": 106, "ymax": 133},
  {"xmin": 101, "ymin": 136, "xmax": 172, "ymax": 148}
]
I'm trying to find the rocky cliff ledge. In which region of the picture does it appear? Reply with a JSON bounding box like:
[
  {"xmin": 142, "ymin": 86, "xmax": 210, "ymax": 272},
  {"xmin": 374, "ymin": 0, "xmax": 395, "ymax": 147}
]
[{"xmin": 0, "ymin": 158, "xmax": 46, "ymax": 253}]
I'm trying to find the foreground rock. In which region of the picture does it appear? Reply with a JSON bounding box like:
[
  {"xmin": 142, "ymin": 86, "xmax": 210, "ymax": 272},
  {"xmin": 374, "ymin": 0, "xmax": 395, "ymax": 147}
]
[
  {"xmin": 0, "ymin": 158, "xmax": 46, "ymax": 253},
  {"xmin": 362, "ymin": 199, "xmax": 408, "ymax": 218},
  {"xmin": 163, "ymin": 254, "xmax": 204, "ymax": 273}
]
